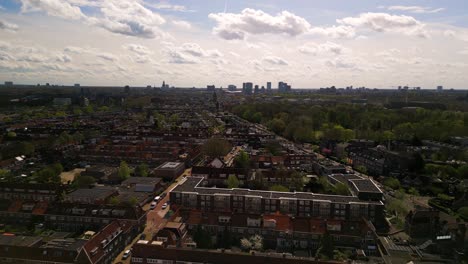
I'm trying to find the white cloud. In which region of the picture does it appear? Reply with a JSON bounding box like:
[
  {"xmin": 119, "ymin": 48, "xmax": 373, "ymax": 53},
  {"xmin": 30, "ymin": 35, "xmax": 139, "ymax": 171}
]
[
  {"xmin": 167, "ymin": 49, "xmax": 199, "ymax": 64},
  {"xmin": 263, "ymin": 55, "xmax": 288, "ymax": 65},
  {"xmin": 0, "ymin": 20, "xmax": 19, "ymax": 32},
  {"xmin": 209, "ymin": 8, "xmax": 311, "ymax": 40},
  {"xmin": 308, "ymin": 25, "xmax": 355, "ymax": 38},
  {"xmin": 18, "ymin": 0, "xmax": 168, "ymax": 39},
  {"xmin": 123, "ymin": 44, "xmax": 151, "ymax": 55},
  {"xmin": 459, "ymin": 48, "xmax": 468, "ymax": 55},
  {"xmin": 385, "ymin": 6, "xmax": 445, "ymax": 14},
  {"xmin": 165, "ymin": 43, "xmax": 224, "ymax": 64},
  {"xmin": 172, "ymin": 20, "xmax": 191, "ymax": 29},
  {"xmin": 87, "ymin": 0, "xmax": 166, "ymax": 38},
  {"xmin": 96, "ymin": 52, "xmax": 117, "ymax": 61},
  {"xmin": 56, "ymin": 54, "xmax": 72, "ymax": 63},
  {"xmin": 144, "ymin": 2, "xmax": 191, "ymax": 12},
  {"xmin": 299, "ymin": 42, "xmax": 345, "ymax": 55},
  {"xmin": 337, "ymin": 12, "xmax": 428, "ymax": 38},
  {"xmin": 19, "ymin": 0, "xmax": 85, "ymax": 20}
]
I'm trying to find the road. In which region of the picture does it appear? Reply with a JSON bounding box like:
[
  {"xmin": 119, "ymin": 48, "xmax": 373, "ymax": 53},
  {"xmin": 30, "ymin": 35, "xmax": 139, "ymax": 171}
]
[{"xmin": 112, "ymin": 169, "xmax": 191, "ymax": 264}]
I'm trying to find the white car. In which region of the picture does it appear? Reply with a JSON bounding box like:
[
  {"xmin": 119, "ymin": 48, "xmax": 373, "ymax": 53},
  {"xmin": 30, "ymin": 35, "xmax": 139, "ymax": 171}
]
[
  {"xmin": 122, "ymin": 249, "xmax": 131, "ymax": 260},
  {"xmin": 161, "ymin": 202, "xmax": 168, "ymax": 209},
  {"xmin": 153, "ymin": 196, "xmax": 161, "ymax": 202},
  {"xmin": 150, "ymin": 202, "xmax": 157, "ymax": 210}
]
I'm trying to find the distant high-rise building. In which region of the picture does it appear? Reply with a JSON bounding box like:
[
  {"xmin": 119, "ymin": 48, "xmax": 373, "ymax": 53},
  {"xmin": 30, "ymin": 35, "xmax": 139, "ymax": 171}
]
[
  {"xmin": 437, "ymin": 85, "xmax": 443, "ymax": 92},
  {"xmin": 74, "ymin": 83, "xmax": 80, "ymax": 87},
  {"xmin": 267, "ymin": 82, "xmax": 271, "ymax": 90},
  {"xmin": 254, "ymin": 85, "xmax": 259, "ymax": 94},
  {"xmin": 244, "ymin": 82, "xmax": 253, "ymax": 94},
  {"xmin": 207, "ymin": 85, "xmax": 215, "ymax": 91},
  {"xmin": 278, "ymin": 81, "xmax": 291, "ymax": 93},
  {"xmin": 227, "ymin": 85, "xmax": 237, "ymax": 91}
]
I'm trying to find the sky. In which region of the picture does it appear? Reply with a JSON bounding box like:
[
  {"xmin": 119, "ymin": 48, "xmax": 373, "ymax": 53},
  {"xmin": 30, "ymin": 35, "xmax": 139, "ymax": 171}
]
[{"xmin": 1, "ymin": 0, "xmax": 468, "ymax": 89}]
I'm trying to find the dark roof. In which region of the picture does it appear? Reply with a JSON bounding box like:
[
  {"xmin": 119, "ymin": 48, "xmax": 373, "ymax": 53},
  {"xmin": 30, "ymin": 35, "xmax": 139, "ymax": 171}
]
[
  {"xmin": 172, "ymin": 177, "xmax": 382, "ymax": 205},
  {"xmin": 66, "ymin": 186, "xmax": 116, "ymax": 200},
  {"xmin": 121, "ymin": 177, "xmax": 162, "ymax": 186}
]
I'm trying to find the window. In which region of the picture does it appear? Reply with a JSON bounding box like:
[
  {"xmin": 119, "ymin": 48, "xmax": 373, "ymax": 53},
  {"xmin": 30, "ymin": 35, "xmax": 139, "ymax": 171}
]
[{"xmin": 132, "ymin": 257, "xmax": 143, "ymax": 263}]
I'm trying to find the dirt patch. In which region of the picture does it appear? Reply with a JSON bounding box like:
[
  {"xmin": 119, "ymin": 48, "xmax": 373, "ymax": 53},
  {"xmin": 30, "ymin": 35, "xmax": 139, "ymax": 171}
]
[{"xmin": 59, "ymin": 168, "xmax": 85, "ymax": 184}]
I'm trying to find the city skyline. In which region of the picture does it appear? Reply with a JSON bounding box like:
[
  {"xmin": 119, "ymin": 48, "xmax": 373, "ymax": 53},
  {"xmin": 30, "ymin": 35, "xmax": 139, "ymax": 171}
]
[{"xmin": 1, "ymin": 0, "xmax": 468, "ymax": 88}]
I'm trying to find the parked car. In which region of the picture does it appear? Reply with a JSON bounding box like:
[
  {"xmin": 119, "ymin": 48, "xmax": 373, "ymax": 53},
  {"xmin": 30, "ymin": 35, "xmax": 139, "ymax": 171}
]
[
  {"xmin": 161, "ymin": 202, "xmax": 168, "ymax": 209},
  {"xmin": 122, "ymin": 249, "xmax": 131, "ymax": 260},
  {"xmin": 150, "ymin": 202, "xmax": 157, "ymax": 210},
  {"xmin": 153, "ymin": 196, "xmax": 161, "ymax": 202}
]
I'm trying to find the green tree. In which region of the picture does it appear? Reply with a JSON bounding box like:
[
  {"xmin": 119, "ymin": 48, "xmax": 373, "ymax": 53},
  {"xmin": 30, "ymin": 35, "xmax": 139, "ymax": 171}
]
[
  {"xmin": 240, "ymin": 235, "xmax": 263, "ymax": 251},
  {"xmin": 269, "ymin": 185, "xmax": 289, "ymax": 192},
  {"xmin": 74, "ymin": 174, "xmax": 96, "ymax": 188},
  {"xmin": 109, "ymin": 196, "xmax": 120, "ymax": 205},
  {"xmin": 6, "ymin": 131, "xmax": 16, "ymax": 138},
  {"xmin": 226, "ymin": 175, "xmax": 240, "ymax": 188},
  {"xmin": 234, "ymin": 151, "xmax": 250, "ymax": 169},
  {"xmin": 334, "ymin": 182, "xmax": 350, "ymax": 195},
  {"xmin": 383, "ymin": 177, "xmax": 401, "ymax": 190},
  {"xmin": 118, "ymin": 161, "xmax": 131, "ymax": 180},
  {"xmin": 316, "ymin": 231, "xmax": 335, "ymax": 260},
  {"xmin": 458, "ymin": 165, "xmax": 468, "ymax": 179},
  {"xmin": 135, "ymin": 163, "xmax": 149, "ymax": 177}
]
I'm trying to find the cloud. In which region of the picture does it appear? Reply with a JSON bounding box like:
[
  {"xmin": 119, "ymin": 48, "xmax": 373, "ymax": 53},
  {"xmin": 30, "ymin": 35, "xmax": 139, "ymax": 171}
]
[
  {"xmin": 171, "ymin": 20, "xmax": 191, "ymax": 29},
  {"xmin": 64, "ymin": 46, "xmax": 85, "ymax": 54},
  {"xmin": 263, "ymin": 55, "xmax": 288, "ymax": 65},
  {"xmin": 18, "ymin": 0, "xmax": 167, "ymax": 39},
  {"xmin": 123, "ymin": 44, "xmax": 151, "ymax": 55},
  {"xmin": 96, "ymin": 52, "xmax": 117, "ymax": 61},
  {"xmin": 87, "ymin": 0, "xmax": 166, "ymax": 38},
  {"xmin": 0, "ymin": 20, "xmax": 19, "ymax": 32},
  {"xmin": 209, "ymin": 8, "xmax": 311, "ymax": 40},
  {"xmin": 459, "ymin": 48, "xmax": 468, "ymax": 55},
  {"xmin": 19, "ymin": 0, "xmax": 85, "ymax": 20},
  {"xmin": 385, "ymin": 6, "xmax": 445, "ymax": 14},
  {"xmin": 308, "ymin": 25, "xmax": 355, "ymax": 38},
  {"xmin": 337, "ymin": 12, "xmax": 428, "ymax": 37},
  {"xmin": 299, "ymin": 41, "xmax": 345, "ymax": 55},
  {"xmin": 167, "ymin": 50, "xmax": 199, "ymax": 64},
  {"xmin": 144, "ymin": 2, "xmax": 192, "ymax": 12},
  {"xmin": 166, "ymin": 43, "xmax": 223, "ymax": 64},
  {"xmin": 56, "ymin": 54, "xmax": 72, "ymax": 63}
]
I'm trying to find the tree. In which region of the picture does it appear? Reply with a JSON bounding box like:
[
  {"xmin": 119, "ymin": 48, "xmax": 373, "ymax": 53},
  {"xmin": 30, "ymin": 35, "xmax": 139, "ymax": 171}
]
[
  {"xmin": 316, "ymin": 231, "xmax": 334, "ymax": 259},
  {"xmin": 355, "ymin": 165, "xmax": 367, "ymax": 174},
  {"xmin": 334, "ymin": 183, "xmax": 350, "ymax": 195},
  {"xmin": 458, "ymin": 165, "xmax": 468, "ymax": 179},
  {"xmin": 234, "ymin": 151, "xmax": 250, "ymax": 169},
  {"xmin": 202, "ymin": 138, "xmax": 232, "ymax": 157},
  {"xmin": 109, "ymin": 196, "xmax": 120, "ymax": 205},
  {"xmin": 290, "ymin": 171, "xmax": 305, "ymax": 191},
  {"xmin": 74, "ymin": 174, "xmax": 96, "ymax": 188},
  {"xmin": 226, "ymin": 175, "xmax": 240, "ymax": 188},
  {"xmin": 269, "ymin": 185, "xmax": 289, "ymax": 192},
  {"xmin": 135, "ymin": 163, "xmax": 149, "ymax": 177},
  {"xmin": 193, "ymin": 225, "xmax": 213, "ymax": 249},
  {"xmin": 383, "ymin": 177, "xmax": 401, "ymax": 190},
  {"xmin": 6, "ymin": 131, "xmax": 16, "ymax": 138},
  {"xmin": 118, "ymin": 161, "xmax": 131, "ymax": 180},
  {"xmin": 458, "ymin": 207, "xmax": 468, "ymax": 220},
  {"xmin": 240, "ymin": 235, "xmax": 263, "ymax": 251}
]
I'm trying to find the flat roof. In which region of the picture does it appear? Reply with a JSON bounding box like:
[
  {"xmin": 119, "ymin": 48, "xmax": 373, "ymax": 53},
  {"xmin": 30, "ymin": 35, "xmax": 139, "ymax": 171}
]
[
  {"xmin": 172, "ymin": 177, "xmax": 382, "ymax": 205},
  {"xmin": 159, "ymin": 162, "xmax": 183, "ymax": 169},
  {"xmin": 0, "ymin": 236, "xmax": 42, "ymax": 247}
]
